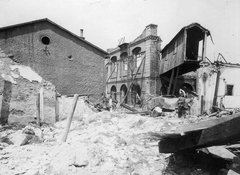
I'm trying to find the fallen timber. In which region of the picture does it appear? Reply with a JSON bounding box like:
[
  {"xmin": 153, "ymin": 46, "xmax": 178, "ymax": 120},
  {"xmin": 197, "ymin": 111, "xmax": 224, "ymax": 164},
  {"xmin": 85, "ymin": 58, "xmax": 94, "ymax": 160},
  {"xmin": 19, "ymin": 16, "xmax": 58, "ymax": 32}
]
[{"xmin": 150, "ymin": 113, "xmax": 240, "ymax": 153}]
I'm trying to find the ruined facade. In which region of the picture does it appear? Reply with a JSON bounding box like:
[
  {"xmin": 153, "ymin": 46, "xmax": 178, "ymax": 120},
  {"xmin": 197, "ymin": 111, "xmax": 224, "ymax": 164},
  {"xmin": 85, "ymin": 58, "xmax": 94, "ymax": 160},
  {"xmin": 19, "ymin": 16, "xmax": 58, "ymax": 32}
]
[
  {"xmin": 0, "ymin": 18, "xmax": 107, "ymax": 96},
  {"xmin": 105, "ymin": 24, "xmax": 199, "ymax": 105},
  {"xmin": 198, "ymin": 62, "xmax": 240, "ymax": 113},
  {"xmin": 0, "ymin": 48, "xmax": 56, "ymax": 124},
  {"xmin": 106, "ymin": 24, "xmax": 162, "ymax": 105}
]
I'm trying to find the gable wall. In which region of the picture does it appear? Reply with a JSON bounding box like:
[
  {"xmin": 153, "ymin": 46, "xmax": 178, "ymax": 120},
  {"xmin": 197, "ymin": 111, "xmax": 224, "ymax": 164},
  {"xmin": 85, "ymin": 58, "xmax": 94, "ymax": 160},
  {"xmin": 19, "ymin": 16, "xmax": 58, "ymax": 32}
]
[{"xmin": 0, "ymin": 21, "xmax": 106, "ymax": 96}]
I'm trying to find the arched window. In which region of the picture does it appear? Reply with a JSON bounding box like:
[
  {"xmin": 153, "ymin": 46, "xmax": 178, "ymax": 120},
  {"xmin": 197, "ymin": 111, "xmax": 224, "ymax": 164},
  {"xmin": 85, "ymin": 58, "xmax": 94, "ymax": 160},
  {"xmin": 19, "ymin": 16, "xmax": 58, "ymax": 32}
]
[
  {"xmin": 132, "ymin": 84, "xmax": 141, "ymax": 105},
  {"xmin": 110, "ymin": 85, "xmax": 117, "ymax": 100},
  {"xmin": 111, "ymin": 56, "xmax": 117, "ymax": 72},
  {"xmin": 181, "ymin": 83, "xmax": 194, "ymax": 97},
  {"xmin": 132, "ymin": 47, "xmax": 141, "ymax": 68},
  {"xmin": 120, "ymin": 84, "xmax": 128, "ymax": 104},
  {"xmin": 120, "ymin": 52, "xmax": 128, "ymax": 71}
]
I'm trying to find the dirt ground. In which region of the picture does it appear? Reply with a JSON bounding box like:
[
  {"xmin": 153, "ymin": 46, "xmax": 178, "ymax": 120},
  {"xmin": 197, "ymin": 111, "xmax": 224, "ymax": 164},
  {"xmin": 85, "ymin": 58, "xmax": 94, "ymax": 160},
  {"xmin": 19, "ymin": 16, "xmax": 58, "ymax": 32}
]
[{"xmin": 0, "ymin": 101, "xmax": 228, "ymax": 175}]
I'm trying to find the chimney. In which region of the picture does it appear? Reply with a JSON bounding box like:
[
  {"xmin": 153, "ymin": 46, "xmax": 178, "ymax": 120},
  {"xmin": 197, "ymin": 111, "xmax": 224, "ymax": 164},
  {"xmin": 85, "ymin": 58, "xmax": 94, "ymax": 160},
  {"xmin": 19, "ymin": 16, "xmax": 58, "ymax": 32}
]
[
  {"xmin": 145, "ymin": 24, "xmax": 158, "ymax": 36},
  {"xmin": 80, "ymin": 29, "xmax": 85, "ymax": 39}
]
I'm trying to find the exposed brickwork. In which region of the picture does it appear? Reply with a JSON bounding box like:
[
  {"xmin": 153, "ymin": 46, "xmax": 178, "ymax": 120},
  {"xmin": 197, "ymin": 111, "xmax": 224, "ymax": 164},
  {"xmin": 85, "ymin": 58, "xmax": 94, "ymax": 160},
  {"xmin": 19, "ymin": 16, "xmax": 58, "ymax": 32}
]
[
  {"xmin": 0, "ymin": 20, "xmax": 106, "ymax": 96},
  {"xmin": 106, "ymin": 24, "xmax": 162, "ymax": 104},
  {"xmin": 106, "ymin": 24, "xmax": 196, "ymax": 105}
]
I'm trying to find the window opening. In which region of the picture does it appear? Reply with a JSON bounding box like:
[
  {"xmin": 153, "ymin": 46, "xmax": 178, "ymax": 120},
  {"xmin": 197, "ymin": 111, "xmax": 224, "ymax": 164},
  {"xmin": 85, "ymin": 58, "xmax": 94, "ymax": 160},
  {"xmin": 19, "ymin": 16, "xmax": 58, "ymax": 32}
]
[
  {"xmin": 111, "ymin": 56, "xmax": 117, "ymax": 73},
  {"xmin": 133, "ymin": 48, "xmax": 141, "ymax": 68},
  {"xmin": 136, "ymin": 53, "xmax": 141, "ymax": 67},
  {"xmin": 226, "ymin": 84, "xmax": 234, "ymax": 96},
  {"xmin": 41, "ymin": 36, "xmax": 50, "ymax": 45},
  {"xmin": 123, "ymin": 59, "xmax": 128, "ymax": 71}
]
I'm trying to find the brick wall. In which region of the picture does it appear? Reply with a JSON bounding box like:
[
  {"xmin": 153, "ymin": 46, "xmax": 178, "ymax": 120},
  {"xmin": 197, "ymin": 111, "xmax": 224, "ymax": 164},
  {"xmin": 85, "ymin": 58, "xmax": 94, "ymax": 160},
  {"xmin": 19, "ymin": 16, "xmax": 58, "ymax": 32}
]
[{"xmin": 0, "ymin": 21, "xmax": 106, "ymax": 97}]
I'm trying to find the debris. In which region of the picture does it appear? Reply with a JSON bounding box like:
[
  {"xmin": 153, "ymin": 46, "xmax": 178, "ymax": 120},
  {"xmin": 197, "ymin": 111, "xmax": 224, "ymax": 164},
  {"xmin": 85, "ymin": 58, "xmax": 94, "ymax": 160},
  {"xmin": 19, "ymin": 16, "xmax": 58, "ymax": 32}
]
[
  {"xmin": 145, "ymin": 96, "xmax": 178, "ymax": 111},
  {"xmin": 150, "ymin": 107, "xmax": 162, "ymax": 117},
  {"xmin": 156, "ymin": 113, "xmax": 240, "ymax": 153}
]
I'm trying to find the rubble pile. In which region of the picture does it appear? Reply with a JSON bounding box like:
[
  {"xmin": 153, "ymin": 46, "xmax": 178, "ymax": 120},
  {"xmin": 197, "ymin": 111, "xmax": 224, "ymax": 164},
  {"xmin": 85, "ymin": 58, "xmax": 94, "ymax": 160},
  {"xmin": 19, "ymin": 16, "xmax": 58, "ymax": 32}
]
[
  {"xmin": 0, "ymin": 102, "xmax": 180, "ymax": 175},
  {"xmin": 1, "ymin": 96, "xmax": 240, "ymax": 175}
]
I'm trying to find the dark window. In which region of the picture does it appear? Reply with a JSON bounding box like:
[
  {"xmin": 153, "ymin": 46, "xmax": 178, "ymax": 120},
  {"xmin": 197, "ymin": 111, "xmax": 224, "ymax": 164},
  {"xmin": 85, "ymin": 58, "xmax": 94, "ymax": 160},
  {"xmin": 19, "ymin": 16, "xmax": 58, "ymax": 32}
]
[
  {"xmin": 226, "ymin": 85, "xmax": 234, "ymax": 96},
  {"xmin": 41, "ymin": 36, "xmax": 50, "ymax": 45},
  {"xmin": 111, "ymin": 56, "xmax": 117, "ymax": 72},
  {"xmin": 132, "ymin": 47, "xmax": 141, "ymax": 68},
  {"xmin": 120, "ymin": 52, "xmax": 128, "ymax": 71}
]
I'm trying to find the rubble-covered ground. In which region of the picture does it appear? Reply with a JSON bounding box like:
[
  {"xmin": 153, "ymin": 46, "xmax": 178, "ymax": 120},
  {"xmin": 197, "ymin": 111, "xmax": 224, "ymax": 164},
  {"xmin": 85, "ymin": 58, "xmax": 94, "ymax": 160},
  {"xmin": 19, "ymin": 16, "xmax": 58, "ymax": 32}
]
[{"xmin": 0, "ymin": 101, "xmax": 232, "ymax": 175}]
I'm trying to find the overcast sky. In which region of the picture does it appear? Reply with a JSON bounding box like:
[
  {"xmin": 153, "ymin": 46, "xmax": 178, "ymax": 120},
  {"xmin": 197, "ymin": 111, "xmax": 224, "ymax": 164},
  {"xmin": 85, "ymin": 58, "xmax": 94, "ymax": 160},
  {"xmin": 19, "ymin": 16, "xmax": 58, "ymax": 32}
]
[{"xmin": 0, "ymin": 0, "xmax": 239, "ymax": 63}]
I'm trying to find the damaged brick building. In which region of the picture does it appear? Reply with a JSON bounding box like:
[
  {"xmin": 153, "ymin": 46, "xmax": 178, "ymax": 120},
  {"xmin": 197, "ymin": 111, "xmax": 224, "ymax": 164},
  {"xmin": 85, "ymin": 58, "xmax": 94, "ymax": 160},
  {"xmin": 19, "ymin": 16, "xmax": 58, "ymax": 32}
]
[
  {"xmin": 105, "ymin": 23, "xmax": 203, "ymax": 105},
  {"xmin": 0, "ymin": 18, "xmax": 107, "ymax": 96},
  {"xmin": 0, "ymin": 19, "xmax": 107, "ymax": 125}
]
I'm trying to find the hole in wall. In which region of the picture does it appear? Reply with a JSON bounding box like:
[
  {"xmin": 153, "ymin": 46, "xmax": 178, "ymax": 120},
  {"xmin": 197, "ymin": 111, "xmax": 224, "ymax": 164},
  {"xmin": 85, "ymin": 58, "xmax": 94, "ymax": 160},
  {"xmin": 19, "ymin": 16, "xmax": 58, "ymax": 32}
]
[{"xmin": 41, "ymin": 36, "xmax": 50, "ymax": 45}]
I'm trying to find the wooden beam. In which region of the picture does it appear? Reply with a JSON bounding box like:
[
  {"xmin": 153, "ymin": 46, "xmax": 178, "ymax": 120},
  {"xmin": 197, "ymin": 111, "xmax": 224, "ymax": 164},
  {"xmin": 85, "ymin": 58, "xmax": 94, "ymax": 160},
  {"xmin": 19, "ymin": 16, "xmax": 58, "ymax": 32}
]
[
  {"xmin": 0, "ymin": 80, "xmax": 12, "ymax": 125},
  {"xmin": 202, "ymin": 31, "xmax": 207, "ymax": 62},
  {"xmin": 62, "ymin": 94, "xmax": 79, "ymax": 142},
  {"xmin": 121, "ymin": 53, "xmax": 146, "ymax": 104},
  {"xmin": 120, "ymin": 103, "xmax": 138, "ymax": 112},
  {"xmin": 106, "ymin": 63, "xmax": 117, "ymax": 83},
  {"xmin": 172, "ymin": 67, "xmax": 179, "ymax": 95},
  {"xmin": 55, "ymin": 91, "xmax": 59, "ymax": 122},
  {"xmin": 167, "ymin": 69, "xmax": 175, "ymax": 95},
  {"xmin": 161, "ymin": 76, "xmax": 198, "ymax": 97},
  {"xmin": 158, "ymin": 113, "xmax": 240, "ymax": 153},
  {"xmin": 36, "ymin": 93, "xmax": 41, "ymax": 126},
  {"xmin": 40, "ymin": 87, "xmax": 44, "ymax": 121}
]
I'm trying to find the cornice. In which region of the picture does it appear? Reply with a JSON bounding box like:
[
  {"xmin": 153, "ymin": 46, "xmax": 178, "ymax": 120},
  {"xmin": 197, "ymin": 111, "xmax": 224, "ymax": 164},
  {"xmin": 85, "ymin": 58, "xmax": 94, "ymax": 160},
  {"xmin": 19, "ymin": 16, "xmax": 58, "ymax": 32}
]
[
  {"xmin": 144, "ymin": 35, "xmax": 162, "ymax": 42},
  {"xmin": 108, "ymin": 35, "xmax": 162, "ymax": 56}
]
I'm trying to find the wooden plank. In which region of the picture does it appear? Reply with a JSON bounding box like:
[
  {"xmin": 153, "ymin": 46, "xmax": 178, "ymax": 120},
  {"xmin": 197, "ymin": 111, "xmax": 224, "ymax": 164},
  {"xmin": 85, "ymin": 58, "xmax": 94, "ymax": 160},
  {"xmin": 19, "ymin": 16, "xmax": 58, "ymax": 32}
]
[
  {"xmin": 172, "ymin": 67, "xmax": 179, "ymax": 95},
  {"xmin": 120, "ymin": 103, "xmax": 138, "ymax": 112},
  {"xmin": 36, "ymin": 93, "xmax": 41, "ymax": 126},
  {"xmin": 158, "ymin": 113, "xmax": 240, "ymax": 153},
  {"xmin": 121, "ymin": 53, "xmax": 146, "ymax": 104},
  {"xmin": 40, "ymin": 87, "xmax": 44, "ymax": 121},
  {"xmin": 106, "ymin": 62, "xmax": 117, "ymax": 83},
  {"xmin": 55, "ymin": 91, "xmax": 59, "ymax": 122},
  {"xmin": 207, "ymin": 146, "xmax": 236, "ymax": 160},
  {"xmin": 62, "ymin": 94, "xmax": 79, "ymax": 142},
  {"xmin": 202, "ymin": 31, "xmax": 207, "ymax": 62},
  {"xmin": 167, "ymin": 69, "xmax": 174, "ymax": 95},
  {"xmin": 0, "ymin": 80, "xmax": 12, "ymax": 125},
  {"xmin": 199, "ymin": 114, "xmax": 240, "ymax": 145}
]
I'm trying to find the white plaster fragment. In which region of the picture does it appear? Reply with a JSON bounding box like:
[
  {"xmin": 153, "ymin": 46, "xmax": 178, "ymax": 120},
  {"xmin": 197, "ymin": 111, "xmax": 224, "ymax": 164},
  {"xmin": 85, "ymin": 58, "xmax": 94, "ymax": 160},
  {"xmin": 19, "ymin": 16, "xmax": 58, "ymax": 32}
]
[
  {"xmin": 10, "ymin": 65, "xmax": 42, "ymax": 82},
  {"xmin": 1, "ymin": 74, "xmax": 17, "ymax": 84},
  {"xmin": 11, "ymin": 71, "xmax": 19, "ymax": 78}
]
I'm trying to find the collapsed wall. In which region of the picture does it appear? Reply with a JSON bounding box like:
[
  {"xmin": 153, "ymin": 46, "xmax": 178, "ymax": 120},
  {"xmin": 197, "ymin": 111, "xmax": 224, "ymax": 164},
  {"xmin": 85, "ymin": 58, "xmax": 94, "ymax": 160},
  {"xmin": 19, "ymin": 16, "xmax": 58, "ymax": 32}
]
[
  {"xmin": 0, "ymin": 49, "xmax": 56, "ymax": 124},
  {"xmin": 0, "ymin": 48, "xmax": 95, "ymax": 125}
]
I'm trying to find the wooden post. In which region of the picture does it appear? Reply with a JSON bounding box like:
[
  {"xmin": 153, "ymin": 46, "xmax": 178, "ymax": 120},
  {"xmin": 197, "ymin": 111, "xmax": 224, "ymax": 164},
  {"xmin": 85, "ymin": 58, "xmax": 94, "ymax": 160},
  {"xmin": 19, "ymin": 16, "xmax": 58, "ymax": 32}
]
[
  {"xmin": 62, "ymin": 94, "xmax": 79, "ymax": 142},
  {"xmin": 0, "ymin": 80, "xmax": 12, "ymax": 125},
  {"xmin": 167, "ymin": 68, "xmax": 175, "ymax": 95},
  {"xmin": 36, "ymin": 93, "xmax": 41, "ymax": 126},
  {"xmin": 106, "ymin": 62, "xmax": 117, "ymax": 83},
  {"xmin": 172, "ymin": 67, "xmax": 179, "ymax": 95},
  {"xmin": 40, "ymin": 87, "xmax": 44, "ymax": 121},
  {"xmin": 202, "ymin": 31, "xmax": 207, "ymax": 62},
  {"xmin": 55, "ymin": 91, "xmax": 59, "ymax": 122}
]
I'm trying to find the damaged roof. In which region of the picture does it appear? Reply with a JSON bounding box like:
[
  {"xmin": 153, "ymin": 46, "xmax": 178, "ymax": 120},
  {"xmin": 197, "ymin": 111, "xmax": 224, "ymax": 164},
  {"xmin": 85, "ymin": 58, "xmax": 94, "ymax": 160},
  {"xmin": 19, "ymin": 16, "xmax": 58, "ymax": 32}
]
[
  {"xmin": 0, "ymin": 18, "xmax": 107, "ymax": 55},
  {"xmin": 161, "ymin": 23, "xmax": 211, "ymax": 53}
]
